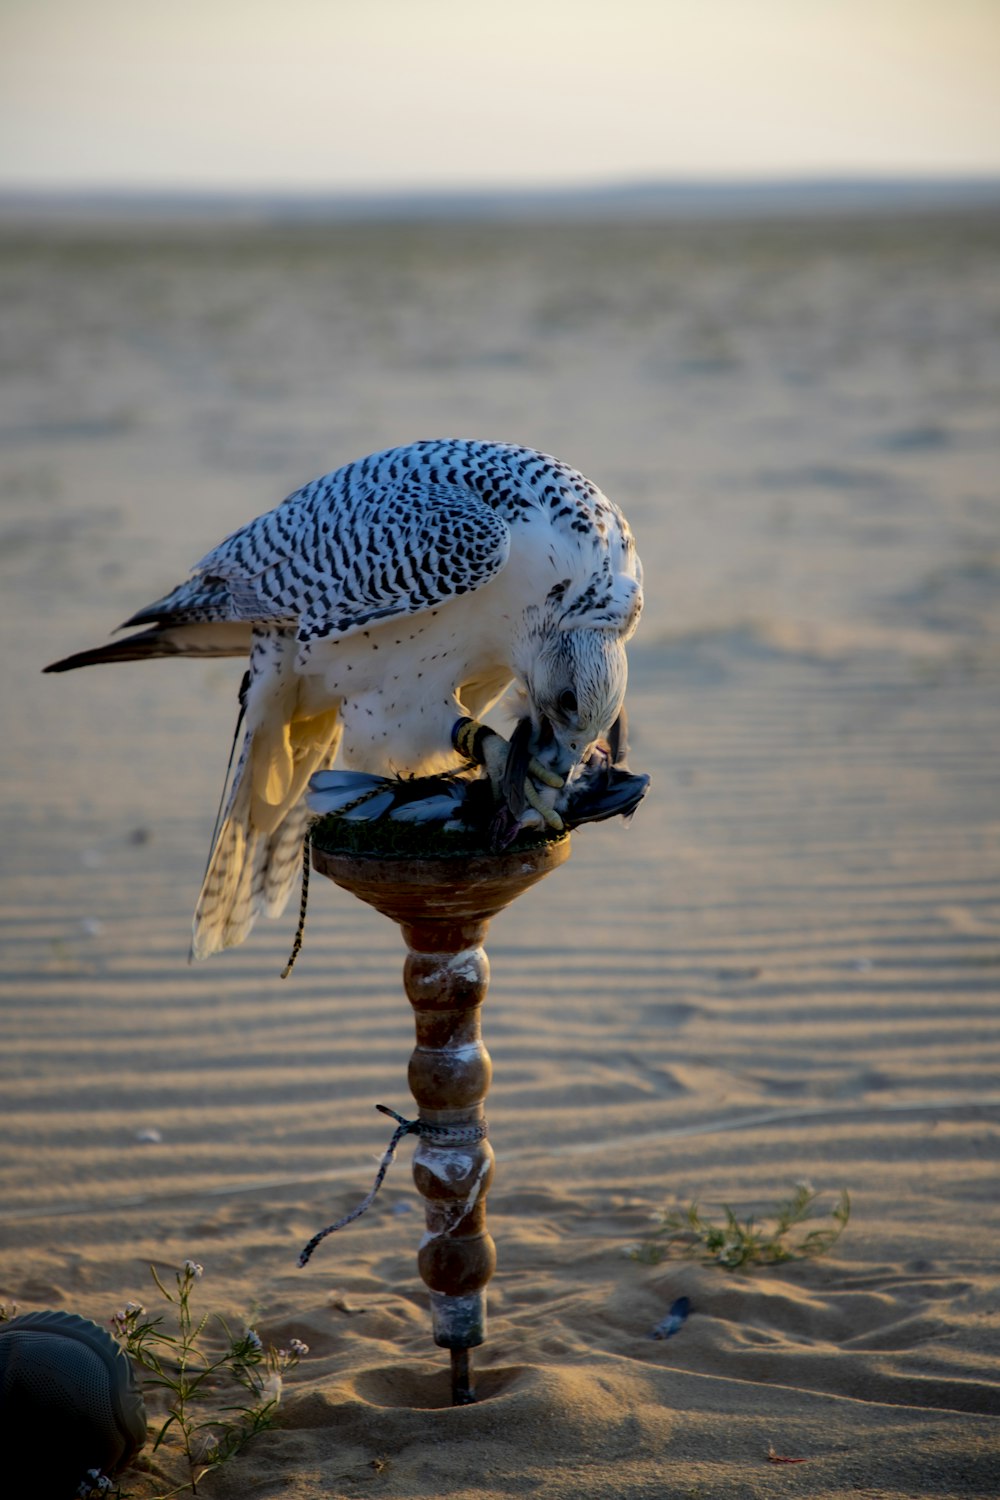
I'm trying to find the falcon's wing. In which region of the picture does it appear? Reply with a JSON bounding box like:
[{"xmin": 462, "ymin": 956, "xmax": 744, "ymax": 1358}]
[{"xmin": 193, "ymin": 476, "xmax": 512, "ymax": 642}]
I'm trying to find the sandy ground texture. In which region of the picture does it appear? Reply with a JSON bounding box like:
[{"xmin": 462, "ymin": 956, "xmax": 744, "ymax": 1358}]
[{"xmin": 1, "ymin": 210, "xmax": 999, "ymax": 1497}]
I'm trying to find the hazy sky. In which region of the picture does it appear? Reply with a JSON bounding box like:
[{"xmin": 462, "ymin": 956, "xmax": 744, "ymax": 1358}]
[{"xmin": 2, "ymin": 0, "xmax": 999, "ymax": 191}]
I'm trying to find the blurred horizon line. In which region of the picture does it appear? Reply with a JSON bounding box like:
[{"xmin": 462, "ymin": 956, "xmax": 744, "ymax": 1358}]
[{"xmin": 3, "ymin": 172, "xmax": 1000, "ymax": 228}]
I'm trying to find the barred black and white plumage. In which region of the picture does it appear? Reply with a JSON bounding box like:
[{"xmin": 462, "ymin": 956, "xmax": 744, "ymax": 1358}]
[{"xmin": 45, "ymin": 439, "xmax": 644, "ymax": 958}]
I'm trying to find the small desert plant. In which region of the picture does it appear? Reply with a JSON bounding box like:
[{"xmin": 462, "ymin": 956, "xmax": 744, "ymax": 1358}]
[
  {"xmin": 630, "ymin": 1181, "xmax": 851, "ymax": 1269},
  {"xmin": 76, "ymin": 1472, "xmax": 120, "ymax": 1499},
  {"xmin": 110, "ymin": 1260, "xmax": 308, "ymax": 1498}
]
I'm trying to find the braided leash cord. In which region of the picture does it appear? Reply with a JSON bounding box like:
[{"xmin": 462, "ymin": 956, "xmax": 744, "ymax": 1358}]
[
  {"xmin": 281, "ymin": 778, "xmax": 396, "ymax": 980},
  {"xmin": 298, "ymin": 1104, "xmax": 489, "ymax": 1267},
  {"xmin": 280, "ymin": 830, "xmax": 313, "ymax": 979}
]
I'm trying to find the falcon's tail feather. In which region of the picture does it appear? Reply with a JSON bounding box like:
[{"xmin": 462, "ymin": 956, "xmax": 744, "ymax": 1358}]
[
  {"xmin": 43, "ymin": 622, "xmax": 252, "ymax": 673},
  {"xmin": 191, "ymin": 703, "xmax": 342, "ymax": 960}
]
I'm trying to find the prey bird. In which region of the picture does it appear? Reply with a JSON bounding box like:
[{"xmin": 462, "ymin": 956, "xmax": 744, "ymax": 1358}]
[
  {"xmin": 45, "ymin": 439, "xmax": 644, "ymax": 958},
  {"xmin": 306, "ymin": 709, "xmax": 649, "ymax": 834}
]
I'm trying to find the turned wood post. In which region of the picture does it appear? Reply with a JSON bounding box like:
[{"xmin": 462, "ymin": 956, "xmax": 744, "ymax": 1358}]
[
  {"xmin": 404, "ymin": 917, "xmax": 495, "ymax": 1370},
  {"xmin": 310, "ymin": 835, "xmax": 570, "ymax": 1403}
]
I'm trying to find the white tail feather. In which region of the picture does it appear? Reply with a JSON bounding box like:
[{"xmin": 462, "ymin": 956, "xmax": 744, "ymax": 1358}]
[{"xmin": 192, "ymin": 708, "xmax": 342, "ymax": 959}]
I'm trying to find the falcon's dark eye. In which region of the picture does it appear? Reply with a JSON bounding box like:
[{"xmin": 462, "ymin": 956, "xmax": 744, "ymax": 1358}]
[{"xmin": 557, "ymin": 689, "xmax": 578, "ymax": 717}]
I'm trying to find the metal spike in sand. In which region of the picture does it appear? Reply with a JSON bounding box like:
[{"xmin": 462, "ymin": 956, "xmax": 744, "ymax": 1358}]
[{"xmin": 306, "ymin": 819, "xmax": 570, "ymax": 1406}]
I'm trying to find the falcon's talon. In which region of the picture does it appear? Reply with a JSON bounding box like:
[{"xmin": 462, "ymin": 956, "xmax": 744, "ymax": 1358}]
[
  {"xmin": 467, "ymin": 725, "xmax": 510, "ymax": 784},
  {"xmin": 455, "ymin": 717, "xmax": 564, "ymax": 822},
  {"xmin": 527, "ymin": 757, "xmax": 564, "ymax": 790},
  {"xmin": 524, "ymin": 782, "xmax": 564, "ymax": 830}
]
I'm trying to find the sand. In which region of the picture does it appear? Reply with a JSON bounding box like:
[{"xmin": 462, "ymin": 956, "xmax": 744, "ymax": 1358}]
[{"xmin": 1, "ymin": 209, "xmax": 999, "ymax": 1497}]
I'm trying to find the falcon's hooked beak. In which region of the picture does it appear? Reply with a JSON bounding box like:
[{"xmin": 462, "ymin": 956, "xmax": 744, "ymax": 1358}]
[{"xmin": 535, "ymin": 711, "xmax": 626, "ymax": 782}]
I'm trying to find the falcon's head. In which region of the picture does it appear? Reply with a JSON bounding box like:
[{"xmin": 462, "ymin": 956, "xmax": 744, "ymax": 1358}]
[{"xmin": 520, "ymin": 626, "xmax": 629, "ymax": 778}]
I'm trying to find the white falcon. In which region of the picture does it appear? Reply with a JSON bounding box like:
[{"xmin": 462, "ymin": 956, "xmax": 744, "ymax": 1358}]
[{"xmin": 45, "ymin": 439, "xmax": 643, "ymax": 957}]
